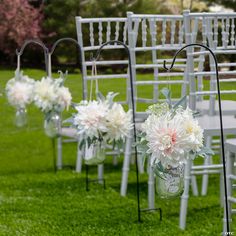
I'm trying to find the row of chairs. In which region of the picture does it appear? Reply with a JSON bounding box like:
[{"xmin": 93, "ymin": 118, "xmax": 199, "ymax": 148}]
[{"xmin": 58, "ymin": 10, "xmax": 236, "ymax": 231}]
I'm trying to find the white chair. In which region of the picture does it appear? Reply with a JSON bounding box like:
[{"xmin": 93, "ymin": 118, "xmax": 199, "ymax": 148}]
[
  {"xmin": 122, "ymin": 12, "xmax": 201, "ymax": 203},
  {"xmin": 185, "ymin": 11, "xmax": 236, "ymax": 197},
  {"xmin": 75, "ymin": 16, "xmax": 131, "ymax": 181},
  {"xmin": 180, "ymin": 43, "xmax": 236, "ymax": 229},
  {"xmin": 187, "ymin": 11, "xmax": 236, "ymax": 116}
]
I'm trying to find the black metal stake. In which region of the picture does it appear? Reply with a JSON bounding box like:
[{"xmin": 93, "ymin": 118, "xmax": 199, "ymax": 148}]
[
  {"xmin": 85, "ymin": 164, "xmax": 106, "ymax": 191},
  {"xmin": 163, "ymin": 43, "xmax": 229, "ymax": 233},
  {"xmin": 93, "ymin": 40, "xmax": 162, "ymax": 223},
  {"xmin": 52, "ymin": 138, "xmax": 57, "ymax": 173}
]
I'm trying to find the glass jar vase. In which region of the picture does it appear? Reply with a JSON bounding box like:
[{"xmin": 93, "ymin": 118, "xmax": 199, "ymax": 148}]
[
  {"xmin": 84, "ymin": 141, "xmax": 106, "ymax": 165},
  {"xmin": 15, "ymin": 108, "xmax": 27, "ymax": 127},
  {"xmin": 44, "ymin": 112, "xmax": 61, "ymax": 138},
  {"xmin": 153, "ymin": 162, "xmax": 184, "ymax": 199}
]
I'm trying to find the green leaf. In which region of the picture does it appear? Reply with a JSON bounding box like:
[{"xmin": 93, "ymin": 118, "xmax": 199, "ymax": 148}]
[
  {"xmin": 58, "ymin": 70, "xmax": 68, "ymax": 84},
  {"xmin": 79, "ymin": 139, "xmax": 85, "ymax": 150},
  {"xmin": 104, "ymin": 92, "xmax": 119, "ymax": 108},
  {"xmin": 70, "ymin": 102, "xmax": 78, "ymax": 109},
  {"xmin": 87, "ymin": 137, "xmax": 92, "ymax": 148},
  {"xmin": 193, "ymin": 111, "xmax": 201, "ymax": 117},
  {"xmin": 173, "ymin": 95, "xmax": 187, "ymax": 109},
  {"xmin": 196, "ymin": 146, "xmax": 215, "ymax": 158},
  {"xmin": 96, "ymin": 91, "xmax": 105, "ymax": 101},
  {"xmin": 63, "ymin": 117, "xmax": 74, "ymax": 124},
  {"xmin": 156, "ymin": 161, "xmax": 165, "ymax": 172},
  {"xmin": 161, "ymin": 87, "xmax": 172, "ymax": 107}
]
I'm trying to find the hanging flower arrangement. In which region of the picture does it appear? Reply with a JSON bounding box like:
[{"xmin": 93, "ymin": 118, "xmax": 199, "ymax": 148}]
[
  {"xmin": 138, "ymin": 88, "xmax": 213, "ymax": 198},
  {"xmin": 69, "ymin": 92, "xmax": 133, "ymax": 165},
  {"xmin": 5, "ymin": 70, "xmax": 35, "ymax": 127},
  {"xmin": 33, "ymin": 71, "xmax": 72, "ymax": 137}
]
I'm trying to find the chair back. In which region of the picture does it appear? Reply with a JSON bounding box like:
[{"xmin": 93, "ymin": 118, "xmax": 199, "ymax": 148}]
[
  {"xmin": 75, "ymin": 17, "xmax": 130, "ymax": 105},
  {"xmin": 127, "ymin": 12, "xmax": 188, "ymax": 121}
]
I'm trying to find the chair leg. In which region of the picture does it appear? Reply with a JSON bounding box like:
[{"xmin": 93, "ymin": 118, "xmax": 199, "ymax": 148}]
[
  {"xmin": 201, "ymin": 136, "xmax": 212, "ymax": 195},
  {"xmin": 223, "ymin": 151, "xmax": 233, "ymax": 234},
  {"xmin": 220, "ymin": 168, "xmax": 224, "ymax": 207},
  {"xmin": 138, "ymin": 154, "xmax": 144, "ymax": 174},
  {"xmin": 57, "ymin": 137, "xmax": 63, "ymax": 170},
  {"xmin": 148, "ymin": 159, "xmax": 155, "ymax": 209},
  {"xmin": 75, "ymin": 141, "xmax": 83, "ymax": 173},
  {"xmin": 191, "ymin": 175, "xmax": 199, "ymax": 196},
  {"xmin": 120, "ymin": 136, "xmax": 132, "ymax": 196},
  {"xmin": 98, "ymin": 164, "xmax": 104, "ymax": 184},
  {"xmin": 179, "ymin": 159, "xmax": 192, "ymax": 230}
]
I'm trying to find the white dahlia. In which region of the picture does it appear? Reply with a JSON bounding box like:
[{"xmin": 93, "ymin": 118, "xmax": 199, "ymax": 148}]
[
  {"xmin": 34, "ymin": 77, "xmax": 58, "ymax": 112},
  {"xmin": 181, "ymin": 111, "xmax": 203, "ymax": 152},
  {"xmin": 143, "ymin": 113, "xmax": 189, "ymax": 167},
  {"xmin": 106, "ymin": 103, "xmax": 133, "ymax": 141},
  {"xmin": 56, "ymin": 86, "xmax": 72, "ymax": 111},
  {"xmin": 73, "ymin": 100, "xmax": 109, "ymax": 139},
  {"xmin": 6, "ymin": 75, "xmax": 34, "ymax": 108}
]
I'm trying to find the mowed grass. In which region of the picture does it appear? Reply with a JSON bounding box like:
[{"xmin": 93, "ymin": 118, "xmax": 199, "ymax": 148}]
[{"xmin": 0, "ymin": 68, "xmax": 235, "ymax": 235}]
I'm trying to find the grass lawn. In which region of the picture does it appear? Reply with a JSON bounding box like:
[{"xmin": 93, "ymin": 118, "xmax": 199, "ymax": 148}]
[{"xmin": 0, "ymin": 68, "xmax": 234, "ymax": 235}]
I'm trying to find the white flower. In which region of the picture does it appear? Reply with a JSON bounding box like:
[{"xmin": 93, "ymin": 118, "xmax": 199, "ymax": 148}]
[
  {"xmin": 6, "ymin": 75, "xmax": 34, "ymax": 108},
  {"xmin": 34, "ymin": 77, "xmax": 57, "ymax": 112},
  {"xmin": 56, "ymin": 86, "xmax": 72, "ymax": 111},
  {"xmin": 143, "ymin": 113, "xmax": 188, "ymax": 167},
  {"xmin": 181, "ymin": 112, "xmax": 203, "ymax": 152},
  {"xmin": 34, "ymin": 76, "xmax": 72, "ymax": 113},
  {"xmin": 106, "ymin": 103, "xmax": 133, "ymax": 141},
  {"xmin": 73, "ymin": 100, "xmax": 109, "ymax": 139},
  {"xmin": 142, "ymin": 106, "xmax": 204, "ymax": 167}
]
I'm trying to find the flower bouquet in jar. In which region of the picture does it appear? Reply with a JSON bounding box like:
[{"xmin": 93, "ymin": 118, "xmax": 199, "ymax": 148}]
[
  {"xmin": 69, "ymin": 92, "xmax": 133, "ymax": 165},
  {"xmin": 6, "ymin": 70, "xmax": 35, "ymax": 127},
  {"xmin": 33, "ymin": 71, "xmax": 72, "ymax": 138},
  {"xmin": 137, "ymin": 88, "xmax": 213, "ymax": 198}
]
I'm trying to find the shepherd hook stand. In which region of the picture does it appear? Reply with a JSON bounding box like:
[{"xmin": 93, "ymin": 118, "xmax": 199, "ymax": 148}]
[
  {"xmin": 93, "ymin": 40, "xmax": 162, "ymax": 223},
  {"xmin": 15, "ymin": 40, "xmax": 60, "ymax": 171},
  {"xmin": 48, "ymin": 38, "xmax": 84, "ymax": 172},
  {"xmin": 16, "ymin": 39, "xmax": 49, "ymax": 74},
  {"xmin": 163, "ymin": 43, "xmax": 229, "ymax": 233},
  {"xmin": 16, "ymin": 38, "xmax": 85, "ymax": 172}
]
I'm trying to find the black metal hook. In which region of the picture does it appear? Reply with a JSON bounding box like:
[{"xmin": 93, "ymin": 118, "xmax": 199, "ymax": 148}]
[
  {"xmin": 92, "ymin": 40, "xmax": 160, "ymax": 223},
  {"xmin": 50, "ymin": 37, "xmax": 82, "ymax": 55},
  {"xmin": 46, "ymin": 37, "xmax": 85, "ymax": 172},
  {"xmin": 15, "ymin": 39, "xmax": 49, "ymax": 56},
  {"xmin": 92, "ymin": 40, "xmax": 127, "ymax": 61},
  {"xmin": 163, "ymin": 43, "xmax": 229, "ymax": 232},
  {"xmin": 49, "ymin": 37, "xmax": 84, "ymax": 77}
]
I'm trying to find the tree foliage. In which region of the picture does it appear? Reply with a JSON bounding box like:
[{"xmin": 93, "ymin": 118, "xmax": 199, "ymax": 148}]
[
  {"xmin": 0, "ymin": 0, "xmax": 43, "ymax": 61},
  {"xmin": 42, "ymin": 0, "xmax": 168, "ymax": 65},
  {"xmin": 42, "ymin": 0, "xmax": 168, "ymax": 42},
  {"xmin": 204, "ymin": 0, "xmax": 236, "ymax": 11}
]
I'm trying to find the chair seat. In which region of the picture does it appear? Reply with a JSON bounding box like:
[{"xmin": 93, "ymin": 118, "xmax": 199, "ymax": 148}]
[
  {"xmin": 60, "ymin": 127, "xmax": 78, "ymax": 138},
  {"xmin": 226, "ymin": 139, "xmax": 236, "ymax": 153},
  {"xmin": 197, "ymin": 115, "xmax": 236, "ymax": 136},
  {"xmin": 196, "ymin": 100, "xmax": 236, "ymax": 115}
]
